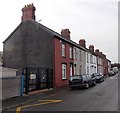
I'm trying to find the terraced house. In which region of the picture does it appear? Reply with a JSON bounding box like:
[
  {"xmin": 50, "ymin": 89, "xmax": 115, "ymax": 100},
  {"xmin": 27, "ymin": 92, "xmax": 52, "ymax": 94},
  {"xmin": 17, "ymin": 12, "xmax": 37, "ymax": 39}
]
[
  {"xmin": 74, "ymin": 39, "xmax": 86, "ymax": 75},
  {"xmin": 86, "ymin": 45, "xmax": 98, "ymax": 75},
  {"xmin": 3, "ymin": 4, "xmax": 111, "ymax": 93}
]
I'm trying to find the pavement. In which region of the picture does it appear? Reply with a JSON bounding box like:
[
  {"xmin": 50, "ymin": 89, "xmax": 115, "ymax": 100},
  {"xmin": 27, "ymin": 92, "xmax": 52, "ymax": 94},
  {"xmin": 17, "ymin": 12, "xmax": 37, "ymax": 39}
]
[{"xmin": 2, "ymin": 88, "xmax": 55, "ymax": 111}]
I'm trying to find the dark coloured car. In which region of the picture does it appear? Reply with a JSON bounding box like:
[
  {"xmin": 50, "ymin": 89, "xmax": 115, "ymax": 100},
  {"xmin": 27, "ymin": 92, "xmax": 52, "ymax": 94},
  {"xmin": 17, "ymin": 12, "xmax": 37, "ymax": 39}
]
[
  {"xmin": 69, "ymin": 74, "xmax": 96, "ymax": 89},
  {"xmin": 91, "ymin": 73, "xmax": 104, "ymax": 83},
  {"xmin": 108, "ymin": 70, "xmax": 115, "ymax": 76}
]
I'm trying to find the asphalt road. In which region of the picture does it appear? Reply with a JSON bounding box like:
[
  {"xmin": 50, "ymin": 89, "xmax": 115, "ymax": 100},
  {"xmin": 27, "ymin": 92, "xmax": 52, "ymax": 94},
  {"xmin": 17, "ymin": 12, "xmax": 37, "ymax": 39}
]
[{"xmin": 3, "ymin": 74, "xmax": 118, "ymax": 112}]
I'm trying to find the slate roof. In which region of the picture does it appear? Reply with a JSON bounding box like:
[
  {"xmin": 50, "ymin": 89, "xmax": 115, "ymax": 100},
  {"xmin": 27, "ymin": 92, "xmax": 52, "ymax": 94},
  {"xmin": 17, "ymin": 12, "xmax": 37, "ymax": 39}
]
[{"xmin": 32, "ymin": 20, "xmax": 87, "ymax": 51}]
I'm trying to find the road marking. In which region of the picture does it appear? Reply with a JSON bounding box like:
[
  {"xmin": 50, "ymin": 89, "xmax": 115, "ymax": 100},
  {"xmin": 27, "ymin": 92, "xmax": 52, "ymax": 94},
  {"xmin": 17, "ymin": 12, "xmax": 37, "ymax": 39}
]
[
  {"xmin": 3, "ymin": 94, "xmax": 56, "ymax": 111},
  {"xmin": 16, "ymin": 99, "xmax": 62, "ymax": 113},
  {"xmin": 16, "ymin": 107, "xmax": 21, "ymax": 113},
  {"xmin": 38, "ymin": 100, "xmax": 62, "ymax": 102}
]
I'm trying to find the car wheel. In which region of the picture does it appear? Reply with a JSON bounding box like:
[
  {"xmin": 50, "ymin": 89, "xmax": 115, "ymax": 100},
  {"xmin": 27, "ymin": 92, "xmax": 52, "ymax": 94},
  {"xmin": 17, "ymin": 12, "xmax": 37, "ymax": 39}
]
[
  {"xmin": 102, "ymin": 78, "xmax": 104, "ymax": 82},
  {"xmin": 99, "ymin": 79, "xmax": 102, "ymax": 82},
  {"xmin": 100, "ymin": 78, "xmax": 104, "ymax": 82},
  {"xmin": 85, "ymin": 83, "xmax": 89, "ymax": 89},
  {"xmin": 70, "ymin": 87, "xmax": 75, "ymax": 90},
  {"xmin": 93, "ymin": 81, "xmax": 96, "ymax": 86}
]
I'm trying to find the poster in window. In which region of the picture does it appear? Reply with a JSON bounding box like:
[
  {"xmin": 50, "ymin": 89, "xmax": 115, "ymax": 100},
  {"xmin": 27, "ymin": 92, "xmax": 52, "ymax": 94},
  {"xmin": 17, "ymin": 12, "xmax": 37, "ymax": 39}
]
[{"xmin": 30, "ymin": 73, "xmax": 36, "ymax": 80}]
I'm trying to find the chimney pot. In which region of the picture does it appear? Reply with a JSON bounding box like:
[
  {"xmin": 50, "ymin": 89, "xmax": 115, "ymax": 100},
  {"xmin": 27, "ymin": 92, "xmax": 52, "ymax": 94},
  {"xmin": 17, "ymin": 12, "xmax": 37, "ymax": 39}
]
[
  {"xmin": 100, "ymin": 52, "xmax": 102, "ymax": 55},
  {"xmin": 89, "ymin": 45, "xmax": 94, "ymax": 52},
  {"xmin": 104, "ymin": 55, "xmax": 106, "ymax": 58},
  {"xmin": 21, "ymin": 3, "xmax": 36, "ymax": 22},
  {"xmin": 95, "ymin": 49, "xmax": 100, "ymax": 55}
]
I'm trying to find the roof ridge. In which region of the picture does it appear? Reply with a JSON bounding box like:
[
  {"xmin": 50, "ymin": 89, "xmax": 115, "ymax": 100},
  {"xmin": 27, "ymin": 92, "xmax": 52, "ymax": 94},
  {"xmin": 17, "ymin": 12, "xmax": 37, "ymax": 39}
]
[{"xmin": 30, "ymin": 20, "xmax": 61, "ymax": 36}]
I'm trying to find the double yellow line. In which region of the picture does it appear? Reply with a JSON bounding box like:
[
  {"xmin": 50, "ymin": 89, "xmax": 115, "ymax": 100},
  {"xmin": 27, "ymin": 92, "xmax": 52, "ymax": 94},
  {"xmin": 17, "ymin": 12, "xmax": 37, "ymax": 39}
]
[{"xmin": 16, "ymin": 100, "xmax": 62, "ymax": 113}]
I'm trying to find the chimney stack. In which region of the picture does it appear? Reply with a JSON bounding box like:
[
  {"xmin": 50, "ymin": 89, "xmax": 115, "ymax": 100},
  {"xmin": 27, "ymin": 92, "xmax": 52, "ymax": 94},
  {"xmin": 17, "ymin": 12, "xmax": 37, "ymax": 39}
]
[
  {"xmin": 79, "ymin": 39, "xmax": 86, "ymax": 48},
  {"xmin": 21, "ymin": 3, "xmax": 36, "ymax": 22},
  {"xmin": 104, "ymin": 54, "xmax": 106, "ymax": 58},
  {"xmin": 95, "ymin": 49, "xmax": 99, "ymax": 55},
  {"xmin": 89, "ymin": 45, "xmax": 94, "ymax": 52},
  {"xmin": 100, "ymin": 52, "xmax": 103, "ymax": 55},
  {"xmin": 102, "ymin": 54, "xmax": 106, "ymax": 58},
  {"xmin": 61, "ymin": 29, "xmax": 71, "ymax": 40}
]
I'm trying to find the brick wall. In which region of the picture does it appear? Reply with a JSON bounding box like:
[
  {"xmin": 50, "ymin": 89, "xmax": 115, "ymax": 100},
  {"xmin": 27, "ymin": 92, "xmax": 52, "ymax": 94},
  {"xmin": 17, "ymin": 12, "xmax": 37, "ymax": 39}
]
[{"xmin": 54, "ymin": 37, "xmax": 74, "ymax": 87}]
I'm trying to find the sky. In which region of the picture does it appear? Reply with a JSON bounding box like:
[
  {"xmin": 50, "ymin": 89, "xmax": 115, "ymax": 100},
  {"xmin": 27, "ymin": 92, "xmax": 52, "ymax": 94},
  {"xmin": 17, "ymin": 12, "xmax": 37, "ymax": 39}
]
[{"xmin": 0, "ymin": 0, "xmax": 119, "ymax": 63}]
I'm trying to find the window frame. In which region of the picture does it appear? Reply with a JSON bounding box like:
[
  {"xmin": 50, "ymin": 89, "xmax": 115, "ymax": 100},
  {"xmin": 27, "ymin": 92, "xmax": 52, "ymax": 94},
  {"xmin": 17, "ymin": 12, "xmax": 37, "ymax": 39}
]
[
  {"xmin": 87, "ymin": 66, "xmax": 89, "ymax": 74},
  {"xmin": 87, "ymin": 53, "xmax": 89, "ymax": 63},
  {"xmin": 73, "ymin": 48, "xmax": 77, "ymax": 60},
  {"xmin": 70, "ymin": 63, "xmax": 73, "ymax": 76},
  {"xmin": 80, "ymin": 50, "xmax": 82, "ymax": 61},
  {"xmin": 62, "ymin": 63, "xmax": 67, "ymax": 80},
  {"xmin": 70, "ymin": 46, "xmax": 73, "ymax": 59},
  {"xmin": 62, "ymin": 43, "xmax": 66, "ymax": 57}
]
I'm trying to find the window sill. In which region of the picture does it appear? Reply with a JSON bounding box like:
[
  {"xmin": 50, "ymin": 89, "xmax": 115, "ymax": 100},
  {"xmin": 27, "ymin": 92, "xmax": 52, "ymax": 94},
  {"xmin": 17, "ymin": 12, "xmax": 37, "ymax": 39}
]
[
  {"xmin": 62, "ymin": 56, "xmax": 66, "ymax": 58},
  {"xmin": 62, "ymin": 78, "xmax": 67, "ymax": 81}
]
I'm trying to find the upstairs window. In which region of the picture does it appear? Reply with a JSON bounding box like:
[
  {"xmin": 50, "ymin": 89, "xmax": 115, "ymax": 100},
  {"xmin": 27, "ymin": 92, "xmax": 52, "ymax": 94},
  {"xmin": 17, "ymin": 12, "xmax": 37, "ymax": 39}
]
[
  {"xmin": 94, "ymin": 56, "xmax": 96, "ymax": 64},
  {"xmin": 90, "ymin": 54, "xmax": 93, "ymax": 63},
  {"xmin": 87, "ymin": 53, "xmax": 89, "ymax": 63},
  {"xmin": 70, "ymin": 47, "xmax": 73, "ymax": 59},
  {"xmin": 74, "ymin": 48, "xmax": 77, "ymax": 60},
  {"xmin": 80, "ymin": 50, "xmax": 82, "ymax": 61},
  {"xmin": 62, "ymin": 43, "xmax": 66, "ymax": 57}
]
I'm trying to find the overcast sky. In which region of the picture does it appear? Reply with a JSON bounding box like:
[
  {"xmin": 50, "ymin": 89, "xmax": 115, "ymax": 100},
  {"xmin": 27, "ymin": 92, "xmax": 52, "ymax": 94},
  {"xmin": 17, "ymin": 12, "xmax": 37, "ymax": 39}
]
[{"xmin": 0, "ymin": 0, "xmax": 118, "ymax": 63}]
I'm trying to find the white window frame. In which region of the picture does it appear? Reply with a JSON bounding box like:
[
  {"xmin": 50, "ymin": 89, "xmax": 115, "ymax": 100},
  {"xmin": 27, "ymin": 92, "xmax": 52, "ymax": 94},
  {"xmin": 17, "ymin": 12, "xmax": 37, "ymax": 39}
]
[
  {"xmin": 90, "ymin": 54, "xmax": 92, "ymax": 63},
  {"xmin": 74, "ymin": 66, "xmax": 76, "ymax": 75},
  {"xmin": 62, "ymin": 64, "xmax": 67, "ymax": 79},
  {"xmin": 87, "ymin": 53, "xmax": 89, "ymax": 63},
  {"xmin": 87, "ymin": 66, "xmax": 89, "ymax": 74},
  {"xmin": 70, "ymin": 64, "xmax": 73, "ymax": 76},
  {"xmin": 74, "ymin": 48, "xmax": 77, "ymax": 60},
  {"xmin": 70, "ymin": 47, "xmax": 73, "ymax": 59},
  {"xmin": 80, "ymin": 50, "xmax": 82, "ymax": 61},
  {"xmin": 62, "ymin": 43, "xmax": 65, "ymax": 57}
]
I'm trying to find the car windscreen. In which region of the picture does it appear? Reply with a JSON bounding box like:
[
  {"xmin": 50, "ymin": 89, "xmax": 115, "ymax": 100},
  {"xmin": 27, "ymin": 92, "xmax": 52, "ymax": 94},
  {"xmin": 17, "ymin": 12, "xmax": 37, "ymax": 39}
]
[
  {"xmin": 96, "ymin": 74, "xmax": 102, "ymax": 76},
  {"xmin": 94, "ymin": 73, "xmax": 100, "ymax": 76},
  {"xmin": 70, "ymin": 75, "xmax": 82, "ymax": 80}
]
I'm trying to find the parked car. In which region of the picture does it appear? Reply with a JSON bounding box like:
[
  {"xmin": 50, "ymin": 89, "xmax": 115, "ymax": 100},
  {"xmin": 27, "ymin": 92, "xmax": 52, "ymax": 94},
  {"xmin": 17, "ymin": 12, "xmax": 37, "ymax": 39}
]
[
  {"xmin": 69, "ymin": 74, "xmax": 96, "ymax": 89},
  {"xmin": 108, "ymin": 70, "xmax": 115, "ymax": 76},
  {"xmin": 91, "ymin": 73, "xmax": 104, "ymax": 83}
]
